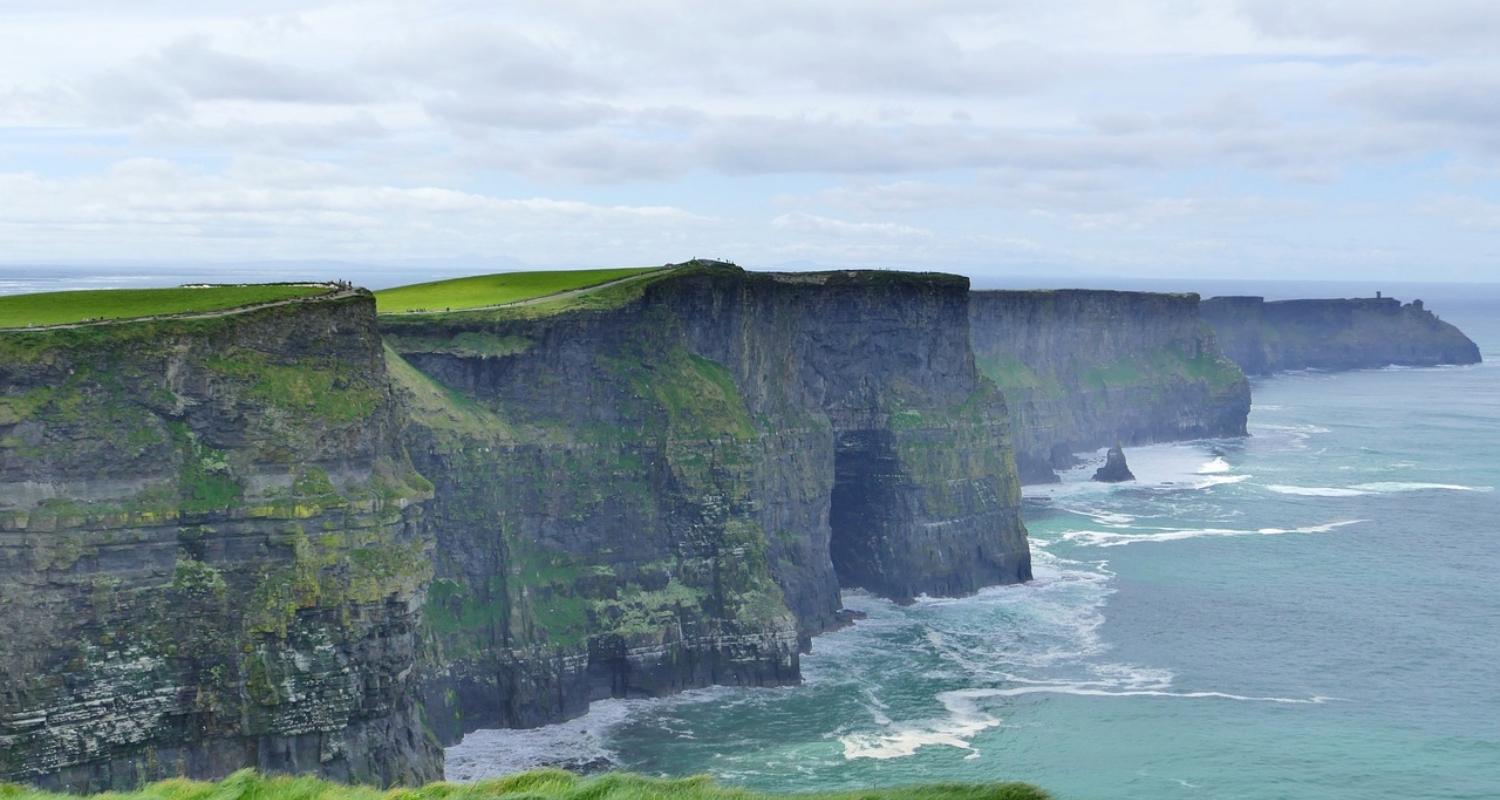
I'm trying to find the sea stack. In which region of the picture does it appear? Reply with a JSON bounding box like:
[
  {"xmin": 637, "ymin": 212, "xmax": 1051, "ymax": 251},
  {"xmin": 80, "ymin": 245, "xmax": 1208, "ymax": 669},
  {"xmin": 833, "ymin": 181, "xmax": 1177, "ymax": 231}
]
[{"xmin": 1093, "ymin": 444, "xmax": 1135, "ymax": 483}]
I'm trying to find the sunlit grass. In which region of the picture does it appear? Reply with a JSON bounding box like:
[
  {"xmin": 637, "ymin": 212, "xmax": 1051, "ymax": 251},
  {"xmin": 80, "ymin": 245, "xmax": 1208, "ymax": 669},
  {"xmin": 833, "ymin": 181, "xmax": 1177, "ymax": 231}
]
[
  {"xmin": 374, "ymin": 268, "xmax": 661, "ymax": 314},
  {"xmin": 0, "ymin": 285, "xmax": 328, "ymax": 328},
  {"xmin": 0, "ymin": 769, "xmax": 1050, "ymax": 800}
]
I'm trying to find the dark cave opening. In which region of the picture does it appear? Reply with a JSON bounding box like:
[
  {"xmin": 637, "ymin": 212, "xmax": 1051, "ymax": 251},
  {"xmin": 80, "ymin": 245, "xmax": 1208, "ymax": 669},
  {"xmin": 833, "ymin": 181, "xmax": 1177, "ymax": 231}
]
[{"xmin": 828, "ymin": 428, "xmax": 905, "ymax": 596}]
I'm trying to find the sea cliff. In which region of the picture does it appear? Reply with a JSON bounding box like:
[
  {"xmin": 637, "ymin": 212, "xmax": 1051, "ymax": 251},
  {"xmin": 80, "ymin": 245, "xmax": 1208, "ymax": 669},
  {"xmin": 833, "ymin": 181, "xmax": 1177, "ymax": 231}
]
[
  {"xmin": 12, "ymin": 268, "xmax": 1460, "ymax": 790},
  {"xmin": 969, "ymin": 290, "xmax": 1249, "ymax": 483},
  {"xmin": 381, "ymin": 262, "xmax": 1030, "ymax": 743},
  {"xmin": 1200, "ymin": 295, "xmax": 1481, "ymax": 374},
  {"xmin": 0, "ymin": 291, "xmax": 441, "ymax": 791},
  {"xmin": 0, "ymin": 264, "xmax": 1033, "ymax": 789}
]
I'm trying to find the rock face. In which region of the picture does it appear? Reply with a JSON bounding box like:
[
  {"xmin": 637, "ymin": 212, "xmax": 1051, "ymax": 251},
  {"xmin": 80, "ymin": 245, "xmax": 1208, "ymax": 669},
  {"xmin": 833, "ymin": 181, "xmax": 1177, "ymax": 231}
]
[
  {"xmin": 380, "ymin": 262, "xmax": 1030, "ymax": 744},
  {"xmin": 0, "ymin": 292, "xmax": 442, "ymax": 791},
  {"xmin": 1200, "ymin": 296, "xmax": 1482, "ymax": 375},
  {"xmin": 6, "ymin": 265, "xmax": 1286, "ymax": 789},
  {"xmin": 969, "ymin": 290, "xmax": 1250, "ymax": 483},
  {"xmin": 1091, "ymin": 445, "xmax": 1135, "ymax": 483}
]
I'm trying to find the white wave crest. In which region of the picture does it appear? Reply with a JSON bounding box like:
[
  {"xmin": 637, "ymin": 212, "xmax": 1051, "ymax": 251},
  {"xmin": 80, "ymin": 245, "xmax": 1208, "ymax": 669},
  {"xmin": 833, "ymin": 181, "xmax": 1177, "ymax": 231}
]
[
  {"xmin": 1061, "ymin": 519, "xmax": 1364, "ymax": 548},
  {"xmin": 956, "ymin": 686, "xmax": 1340, "ymax": 705},
  {"xmin": 1197, "ymin": 457, "xmax": 1231, "ymax": 474},
  {"xmin": 1255, "ymin": 423, "xmax": 1331, "ymax": 434},
  {"xmin": 1058, "ymin": 506, "xmax": 1137, "ymax": 527},
  {"xmin": 839, "ymin": 688, "xmax": 1002, "ymax": 760},
  {"xmin": 444, "ymin": 684, "xmax": 752, "ymax": 781},
  {"xmin": 1349, "ymin": 482, "xmax": 1493, "ymax": 494},
  {"xmin": 1266, "ymin": 484, "xmax": 1371, "ymax": 497},
  {"xmin": 445, "ymin": 701, "xmax": 630, "ymax": 781},
  {"xmin": 1189, "ymin": 474, "xmax": 1251, "ymax": 489}
]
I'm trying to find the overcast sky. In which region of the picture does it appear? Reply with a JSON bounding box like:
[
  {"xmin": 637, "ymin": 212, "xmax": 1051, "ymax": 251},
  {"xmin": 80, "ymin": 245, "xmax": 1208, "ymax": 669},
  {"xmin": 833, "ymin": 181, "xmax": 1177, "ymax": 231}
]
[{"xmin": 1, "ymin": 1, "xmax": 1497, "ymax": 282}]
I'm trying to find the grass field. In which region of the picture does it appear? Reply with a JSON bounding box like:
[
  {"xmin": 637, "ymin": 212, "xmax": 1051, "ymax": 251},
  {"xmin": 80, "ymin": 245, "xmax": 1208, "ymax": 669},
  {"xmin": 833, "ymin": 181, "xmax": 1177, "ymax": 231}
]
[
  {"xmin": 374, "ymin": 268, "xmax": 662, "ymax": 314},
  {"xmin": 0, "ymin": 770, "xmax": 1050, "ymax": 800},
  {"xmin": 0, "ymin": 285, "xmax": 330, "ymax": 329}
]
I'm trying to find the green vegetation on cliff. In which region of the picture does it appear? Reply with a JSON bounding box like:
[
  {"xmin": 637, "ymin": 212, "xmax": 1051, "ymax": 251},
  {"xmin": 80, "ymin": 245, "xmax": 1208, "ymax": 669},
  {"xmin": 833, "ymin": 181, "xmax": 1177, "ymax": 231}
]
[
  {"xmin": 0, "ymin": 769, "xmax": 1050, "ymax": 800},
  {"xmin": 0, "ymin": 285, "xmax": 329, "ymax": 328},
  {"xmin": 978, "ymin": 346, "xmax": 1239, "ymax": 396},
  {"xmin": 375, "ymin": 268, "xmax": 661, "ymax": 314}
]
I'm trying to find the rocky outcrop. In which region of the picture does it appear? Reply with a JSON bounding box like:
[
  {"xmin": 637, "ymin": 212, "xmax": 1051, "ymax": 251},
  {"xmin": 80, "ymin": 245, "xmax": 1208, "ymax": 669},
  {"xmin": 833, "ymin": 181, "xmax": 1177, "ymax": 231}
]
[
  {"xmin": 1200, "ymin": 295, "xmax": 1482, "ymax": 374},
  {"xmin": 969, "ymin": 290, "xmax": 1250, "ymax": 483},
  {"xmin": 381, "ymin": 262, "xmax": 1030, "ymax": 745},
  {"xmin": 1092, "ymin": 445, "xmax": 1134, "ymax": 483},
  {"xmin": 0, "ymin": 293, "xmax": 440, "ymax": 791}
]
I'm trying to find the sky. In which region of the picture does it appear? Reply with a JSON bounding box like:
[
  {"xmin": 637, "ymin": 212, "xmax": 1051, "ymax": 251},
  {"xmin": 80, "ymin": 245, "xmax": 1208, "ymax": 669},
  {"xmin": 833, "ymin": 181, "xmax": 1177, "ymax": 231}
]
[{"xmin": 0, "ymin": 1, "xmax": 1497, "ymax": 283}]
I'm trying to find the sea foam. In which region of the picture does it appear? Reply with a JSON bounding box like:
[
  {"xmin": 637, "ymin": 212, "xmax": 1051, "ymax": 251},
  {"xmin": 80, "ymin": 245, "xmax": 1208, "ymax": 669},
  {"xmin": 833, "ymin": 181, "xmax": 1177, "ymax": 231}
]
[
  {"xmin": 1349, "ymin": 482, "xmax": 1493, "ymax": 493},
  {"xmin": 1197, "ymin": 457, "xmax": 1232, "ymax": 474},
  {"xmin": 1266, "ymin": 484, "xmax": 1371, "ymax": 497},
  {"xmin": 1061, "ymin": 519, "xmax": 1364, "ymax": 548},
  {"xmin": 839, "ymin": 689, "xmax": 1001, "ymax": 760}
]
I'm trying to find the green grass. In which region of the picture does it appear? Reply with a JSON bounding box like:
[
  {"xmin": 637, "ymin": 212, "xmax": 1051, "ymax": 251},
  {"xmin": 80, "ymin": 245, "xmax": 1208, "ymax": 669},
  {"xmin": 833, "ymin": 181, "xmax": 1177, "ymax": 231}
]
[
  {"xmin": 375, "ymin": 268, "xmax": 662, "ymax": 315},
  {"xmin": 0, "ymin": 769, "xmax": 1050, "ymax": 800},
  {"xmin": 0, "ymin": 285, "xmax": 329, "ymax": 328}
]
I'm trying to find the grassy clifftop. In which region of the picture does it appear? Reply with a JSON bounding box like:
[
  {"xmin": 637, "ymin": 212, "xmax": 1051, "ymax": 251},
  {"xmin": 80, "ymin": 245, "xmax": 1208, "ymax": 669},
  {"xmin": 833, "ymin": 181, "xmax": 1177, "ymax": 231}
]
[
  {"xmin": 0, "ymin": 284, "xmax": 332, "ymax": 328},
  {"xmin": 0, "ymin": 770, "xmax": 1050, "ymax": 800},
  {"xmin": 375, "ymin": 267, "xmax": 664, "ymax": 314}
]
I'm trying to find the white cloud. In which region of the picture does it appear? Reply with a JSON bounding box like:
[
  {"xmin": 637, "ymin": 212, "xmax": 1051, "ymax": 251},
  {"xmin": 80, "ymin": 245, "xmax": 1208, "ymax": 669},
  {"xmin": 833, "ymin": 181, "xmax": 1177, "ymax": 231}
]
[
  {"xmin": 0, "ymin": 1, "xmax": 1496, "ymax": 279},
  {"xmin": 771, "ymin": 213, "xmax": 932, "ymax": 239},
  {"xmin": 0, "ymin": 159, "xmax": 714, "ymax": 264}
]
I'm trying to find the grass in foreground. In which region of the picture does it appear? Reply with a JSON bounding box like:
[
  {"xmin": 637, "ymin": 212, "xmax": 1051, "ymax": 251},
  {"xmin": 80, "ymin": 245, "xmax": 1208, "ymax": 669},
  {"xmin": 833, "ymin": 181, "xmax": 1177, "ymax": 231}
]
[
  {"xmin": 374, "ymin": 268, "xmax": 661, "ymax": 314},
  {"xmin": 0, "ymin": 769, "xmax": 1050, "ymax": 800},
  {"xmin": 0, "ymin": 285, "xmax": 328, "ymax": 329}
]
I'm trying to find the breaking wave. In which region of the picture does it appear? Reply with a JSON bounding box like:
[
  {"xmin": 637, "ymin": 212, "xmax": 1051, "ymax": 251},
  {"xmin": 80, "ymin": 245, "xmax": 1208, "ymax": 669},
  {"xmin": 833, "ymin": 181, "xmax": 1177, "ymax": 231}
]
[
  {"xmin": 1266, "ymin": 484, "xmax": 1371, "ymax": 497},
  {"xmin": 1061, "ymin": 519, "xmax": 1364, "ymax": 548},
  {"xmin": 1348, "ymin": 482, "xmax": 1493, "ymax": 493},
  {"xmin": 1198, "ymin": 456, "xmax": 1232, "ymax": 474}
]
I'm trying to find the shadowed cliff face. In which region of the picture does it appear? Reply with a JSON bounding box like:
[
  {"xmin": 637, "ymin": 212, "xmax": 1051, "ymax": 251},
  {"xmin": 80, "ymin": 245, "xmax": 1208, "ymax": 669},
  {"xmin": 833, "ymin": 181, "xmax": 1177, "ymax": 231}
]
[
  {"xmin": 381, "ymin": 263, "xmax": 1030, "ymax": 743},
  {"xmin": 0, "ymin": 294, "xmax": 441, "ymax": 791},
  {"xmin": 1201, "ymin": 296, "xmax": 1482, "ymax": 375},
  {"xmin": 969, "ymin": 290, "xmax": 1250, "ymax": 484}
]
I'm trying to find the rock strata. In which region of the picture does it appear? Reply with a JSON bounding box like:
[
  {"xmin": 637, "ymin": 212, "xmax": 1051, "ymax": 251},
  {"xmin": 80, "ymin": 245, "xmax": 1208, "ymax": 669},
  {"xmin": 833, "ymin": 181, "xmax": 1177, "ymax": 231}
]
[
  {"xmin": 0, "ymin": 292, "xmax": 441, "ymax": 791},
  {"xmin": 381, "ymin": 261, "xmax": 1031, "ymax": 745}
]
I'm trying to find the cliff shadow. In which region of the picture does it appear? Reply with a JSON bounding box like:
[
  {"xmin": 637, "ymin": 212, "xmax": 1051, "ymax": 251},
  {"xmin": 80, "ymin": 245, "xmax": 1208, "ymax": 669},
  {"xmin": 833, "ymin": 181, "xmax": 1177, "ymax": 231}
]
[{"xmin": 828, "ymin": 428, "xmax": 908, "ymax": 598}]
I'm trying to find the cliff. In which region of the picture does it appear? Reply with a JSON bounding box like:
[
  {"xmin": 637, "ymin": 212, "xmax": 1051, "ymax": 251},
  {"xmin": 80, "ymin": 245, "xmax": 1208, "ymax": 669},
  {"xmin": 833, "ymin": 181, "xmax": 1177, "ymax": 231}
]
[
  {"xmin": 380, "ymin": 262, "xmax": 1030, "ymax": 743},
  {"xmin": 0, "ymin": 291, "xmax": 441, "ymax": 791},
  {"xmin": 969, "ymin": 290, "xmax": 1249, "ymax": 483},
  {"xmin": 1200, "ymin": 295, "xmax": 1482, "ymax": 375}
]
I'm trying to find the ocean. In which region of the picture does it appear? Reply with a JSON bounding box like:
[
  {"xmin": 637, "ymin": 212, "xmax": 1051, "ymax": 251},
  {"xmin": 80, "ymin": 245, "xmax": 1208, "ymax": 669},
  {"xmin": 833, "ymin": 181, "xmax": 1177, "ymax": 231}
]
[
  {"xmin": 446, "ymin": 280, "xmax": 1500, "ymax": 800},
  {"xmin": 4, "ymin": 268, "xmax": 1495, "ymax": 799}
]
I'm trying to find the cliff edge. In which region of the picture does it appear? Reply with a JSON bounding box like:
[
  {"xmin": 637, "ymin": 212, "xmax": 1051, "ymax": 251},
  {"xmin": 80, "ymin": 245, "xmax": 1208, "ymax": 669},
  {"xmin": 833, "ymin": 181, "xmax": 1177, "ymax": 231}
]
[
  {"xmin": 0, "ymin": 292, "xmax": 441, "ymax": 791},
  {"xmin": 970, "ymin": 290, "xmax": 1250, "ymax": 483},
  {"xmin": 381, "ymin": 261, "xmax": 1031, "ymax": 743},
  {"xmin": 1200, "ymin": 295, "xmax": 1481, "ymax": 374}
]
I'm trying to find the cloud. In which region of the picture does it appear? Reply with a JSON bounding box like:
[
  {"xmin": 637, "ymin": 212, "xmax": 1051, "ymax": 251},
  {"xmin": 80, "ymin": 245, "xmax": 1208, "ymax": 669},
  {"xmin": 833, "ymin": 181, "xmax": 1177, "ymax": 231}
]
[
  {"xmin": 152, "ymin": 36, "xmax": 372, "ymax": 104},
  {"xmin": 1343, "ymin": 63, "xmax": 1500, "ymax": 131},
  {"xmin": 0, "ymin": 1, "xmax": 1497, "ymax": 279},
  {"xmin": 424, "ymin": 95, "xmax": 622, "ymax": 131},
  {"xmin": 0, "ymin": 158, "xmax": 715, "ymax": 264},
  {"xmin": 1239, "ymin": 0, "xmax": 1500, "ymax": 54},
  {"xmin": 771, "ymin": 213, "xmax": 931, "ymax": 239},
  {"xmin": 1420, "ymin": 195, "xmax": 1500, "ymax": 231},
  {"xmin": 141, "ymin": 111, "xmax": 389, "ymax": 150}
]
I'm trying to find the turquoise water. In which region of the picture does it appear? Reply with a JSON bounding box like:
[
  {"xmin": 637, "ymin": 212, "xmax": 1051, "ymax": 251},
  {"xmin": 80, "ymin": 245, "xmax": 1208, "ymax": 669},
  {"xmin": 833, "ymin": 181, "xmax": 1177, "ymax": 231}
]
[{"xmin": 449, "ymin": 287, "xmax": 1500, "ymax": 800}]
